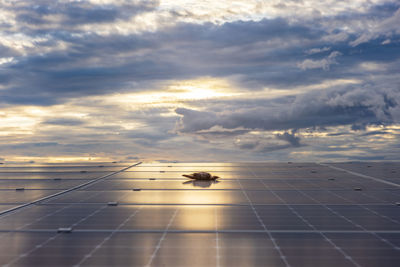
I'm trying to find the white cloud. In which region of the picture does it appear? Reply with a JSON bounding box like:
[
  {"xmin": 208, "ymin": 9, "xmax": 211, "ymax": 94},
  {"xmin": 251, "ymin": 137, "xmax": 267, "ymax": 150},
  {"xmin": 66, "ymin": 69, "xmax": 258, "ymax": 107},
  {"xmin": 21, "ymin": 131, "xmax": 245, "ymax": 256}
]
[
  {"xmin": 297, "ymin": 51, "xmax": 342, "ymax": 70},
  {"xmin": 305, "ymin": 46, "xmax": 331, "ymax": 55},
  {"xmin": 0, "ymin": 57, "xmax": 14, "ymax": 65},
  {"xmin": 350, "ymin": 7, "xmax": 400, "ymax": 46}
]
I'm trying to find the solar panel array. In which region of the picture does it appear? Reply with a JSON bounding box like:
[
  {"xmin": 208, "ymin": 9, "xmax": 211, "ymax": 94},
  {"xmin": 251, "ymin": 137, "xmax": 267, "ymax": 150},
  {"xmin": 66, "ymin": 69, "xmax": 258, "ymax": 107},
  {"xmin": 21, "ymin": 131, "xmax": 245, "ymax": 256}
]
[{"xmin": 0, "ymin": 162, "xmax": 399, "ymax": 266}]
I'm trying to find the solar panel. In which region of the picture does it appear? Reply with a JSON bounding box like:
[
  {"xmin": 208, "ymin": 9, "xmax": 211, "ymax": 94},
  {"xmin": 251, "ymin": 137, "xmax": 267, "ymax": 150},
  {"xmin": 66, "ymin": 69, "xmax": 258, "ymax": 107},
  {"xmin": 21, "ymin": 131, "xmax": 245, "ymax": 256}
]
[{"xmin": 0, "ymin": 162, "xmax": 399, "ymax": 266}]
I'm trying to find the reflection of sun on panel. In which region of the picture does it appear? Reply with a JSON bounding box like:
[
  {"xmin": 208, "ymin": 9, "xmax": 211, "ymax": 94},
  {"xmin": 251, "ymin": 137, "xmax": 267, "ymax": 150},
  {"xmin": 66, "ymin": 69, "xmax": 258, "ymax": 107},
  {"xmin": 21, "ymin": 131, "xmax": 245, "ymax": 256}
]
[
  {"xmin": 125, "ymin": 191, "xmax": 242, "ymax": 204},
  {"xmin": 8, "ymin": 156, "xmax": 105, "ymax": 163},
  {"xmin": 174, "ymin": 206, "xmax": 216, "ymax": 230},
  {"xmin": 179, "ymin": 191, "xmax": 238, "ymax": 205}
]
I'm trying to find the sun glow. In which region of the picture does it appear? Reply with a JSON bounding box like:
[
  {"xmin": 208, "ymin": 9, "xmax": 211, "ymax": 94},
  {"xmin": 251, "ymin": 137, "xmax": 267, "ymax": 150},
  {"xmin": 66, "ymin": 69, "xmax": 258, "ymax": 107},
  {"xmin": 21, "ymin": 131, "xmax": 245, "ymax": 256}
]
[{"xmin": 106, "ymin": 77, "xmax": 241, "ymax": 107}]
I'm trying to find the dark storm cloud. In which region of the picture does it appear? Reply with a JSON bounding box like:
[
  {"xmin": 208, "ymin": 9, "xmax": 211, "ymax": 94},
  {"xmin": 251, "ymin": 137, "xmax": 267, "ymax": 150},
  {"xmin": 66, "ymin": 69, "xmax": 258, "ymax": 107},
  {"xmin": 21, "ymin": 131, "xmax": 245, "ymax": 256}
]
[
  {"xmin": 126, "ymin": 156, "xmax": 139, "ymax": 160},
  {"xmin": 1, "ymin": 4, "xmax": 400, "ymax": 105},
  {"xmin": 195, "ymin": 129, "xmax": 250, "ymax": 139},
  {"xmin": 257, "ymin": 143, "xmax": 297, "ymax": 153},
  {"xmin": 275, "ymin": 131, "xmax": 301, "ymax": 147},
  {"xmin": 236, "ymin": 141, "xmax": 259, "ymax": 150},
  {"xmin": 237, "ymin": 140, "xmax": 288, "ymax": 152},
  {"xmin": 0, "ymin": 15, "xmax": 328, "ymax": 105},
  {"xmin": 360, "ymin": 130, "xmax": 389, "ymax": 136},
  {"xmin": 234, "ymin": 131, "xmax": 303, "ymax": 153},
  {"xmin": 368, "ymin": 2, "xmax": 400, "ymax": 17},
  {"xmin": 12, "ymin": 0, "xmax": 158, "ymax": 26},
  {"xmin": 0, "ymin": 142, "xmax": 59, "ymax": 150},
  {"xmin": 0, "ymin": 44, "xmax": 18, "ymax": 58},
  {"xmin": 348, "ymin": 155, "xmax": 386, "ymax": 160},
  {"xmin": 1, "ymin": 53, "xmax": 182, "ymax": 105},
  {"xmin": 169, "ymin": 18, "xmax": 319, "ymax": 45},
  {"xmin": 327, "ymin": 132, "xmax": 350, "ymax": 136},
  {"xmin": 176, "ymin": 85, "xmax": 400, "ymax": 133},
  {"xmin": 42, "ymin": 118, "xmax": 85, "ymax": 126},
  {"xmin": 125, "ymin": 129, "xmax": 175, "ymax": 143},
  {"xmin": 0, "ymin": 0, "xmax": 399, "ymax": 163}
]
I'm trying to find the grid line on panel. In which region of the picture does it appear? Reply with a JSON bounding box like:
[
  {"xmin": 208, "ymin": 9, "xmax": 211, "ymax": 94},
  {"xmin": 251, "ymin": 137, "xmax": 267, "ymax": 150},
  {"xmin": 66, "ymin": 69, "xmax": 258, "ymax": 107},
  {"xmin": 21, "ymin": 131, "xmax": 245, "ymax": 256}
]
[
  {"xmin": 297, "ymin": 179, "xmax": 400, "ymax": 250},
  {"xmin": 236, "ymin": 168, "xmax": 291, "ymax": 267},
  {"xmin": 281, "ymin": 179, "xmax": 400, "ymax": 259},
  {"xmin": 2, "ymin": 229, "xmax": 400, "ymax": 234},
  {"xmin": 215, "ymin": 207, "xmax": 220, "ymax": 267},
  {"xmin": 2, "ymin": 232, "xmax": 59, "ymax": 267},
  {"xmin": 69, "ymin": 188, "xmax": 400, "ymax": 192},
  {"xmin": 3, "ymin": 206, "xmax": 103, "ymax": 266},
  {"xmin": 0, "ymin": 190, "xmax": 107, "ymax": 245},
  {"xmin": 145, "ymin": 209, "xmax": 179, "ymax": 267},
  {"xmin": 303, "ymin": 177, "xmax": 400, "ymax": 225},
  {"xmin": 0, "ymin": 162, "xmax": 142, "ymax": 217},
  {"xmin": 0, "ymin": 163, "xmax": 140, "ymax": 257},
  {"xmin": 21, "ymin": 191, "xmax": 106, "ymax": 231},
  {"xmin": 247, "ymin": 166, "xmax": 361, "ymax": 267},
  {"xmin": 1, "ymin": 162, "xmax": 400, "ymax": 267},
  {"xmin": 320, "ymin": 163, "xmax": 400, "ymax": 188},
  {"xmin": 31, "ymin": 202, "xmax": 400, "ymax": 207},
  {"xmin": 2, "ymin": 190, "xmax": 133, "ymax": 266},
  {"xmin": 74, "ymin": 207, "xmax": 143, "ymax": 266},
  {"xmin": 0, "ymin": 189, "xmax": 62, "ymax": 191}
]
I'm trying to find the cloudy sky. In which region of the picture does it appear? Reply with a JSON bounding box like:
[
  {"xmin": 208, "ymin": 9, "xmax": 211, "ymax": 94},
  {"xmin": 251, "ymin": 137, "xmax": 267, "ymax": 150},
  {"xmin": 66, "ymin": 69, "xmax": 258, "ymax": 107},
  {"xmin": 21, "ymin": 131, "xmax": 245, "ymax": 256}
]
[{"xmin": 0, "ymin": 0, "xmax": 399, "ymax": 163}]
